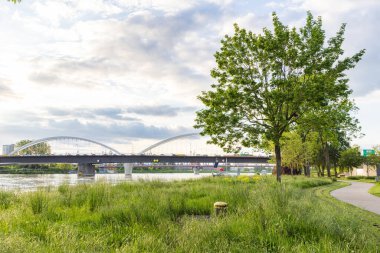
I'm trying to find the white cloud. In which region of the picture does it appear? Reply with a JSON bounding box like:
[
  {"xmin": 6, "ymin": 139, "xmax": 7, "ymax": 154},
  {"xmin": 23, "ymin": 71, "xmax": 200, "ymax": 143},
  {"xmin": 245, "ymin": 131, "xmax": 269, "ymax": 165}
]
[
  {"xmin": 0, "ymin": 0, "xmax": 379, "ymax": 150},
  {"xmin": 32, "ymin": 1, "xmax": 77, "ymax": 27},
  {"xmin": 291, "ymin": 0, "xmax": 378, "ymax": 14},
  {"xmin": 353, "ymin": 90, "xmax": 380, "ymax": 148},
  {"xmin": 116, "ymin": 0, "xmax": 196, "ymax": 14}
]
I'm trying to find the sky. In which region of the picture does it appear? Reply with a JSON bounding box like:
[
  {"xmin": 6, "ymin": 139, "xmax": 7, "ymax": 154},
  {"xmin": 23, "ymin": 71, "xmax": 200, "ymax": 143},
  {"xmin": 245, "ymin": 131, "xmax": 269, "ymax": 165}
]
[{"xmin": 0, "ymin": 0, "xmax": 379, "ymax": 153}]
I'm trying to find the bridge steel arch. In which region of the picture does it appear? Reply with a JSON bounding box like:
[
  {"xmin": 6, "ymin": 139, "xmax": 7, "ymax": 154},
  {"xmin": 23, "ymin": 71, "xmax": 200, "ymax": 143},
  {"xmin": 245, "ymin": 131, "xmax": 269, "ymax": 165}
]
[
  {"xmin": 9, "ymin": 136, "xmax": 122, "ymax": 156},
  {"xmin": 139, "ymin": 133, "xmax": 200, "ymax": 155}
]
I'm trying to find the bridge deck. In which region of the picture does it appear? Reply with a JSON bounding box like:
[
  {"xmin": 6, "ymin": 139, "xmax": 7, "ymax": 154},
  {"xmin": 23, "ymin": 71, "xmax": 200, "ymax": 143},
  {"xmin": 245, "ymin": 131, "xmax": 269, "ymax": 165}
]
[{"xmin": 0, "ymin": 155, "xmax": 269, "ymax": 164}]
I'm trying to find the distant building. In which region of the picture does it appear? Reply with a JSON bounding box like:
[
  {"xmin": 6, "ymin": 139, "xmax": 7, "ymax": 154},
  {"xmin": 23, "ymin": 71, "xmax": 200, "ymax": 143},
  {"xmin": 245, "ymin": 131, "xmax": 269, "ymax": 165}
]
[
  {"xmin": 353, "ymin": 165, "xmax": 377, "ymax": 177},
  {"xmin": 2, "ymin": 144, "xmax": 15, "ymax": 155}
]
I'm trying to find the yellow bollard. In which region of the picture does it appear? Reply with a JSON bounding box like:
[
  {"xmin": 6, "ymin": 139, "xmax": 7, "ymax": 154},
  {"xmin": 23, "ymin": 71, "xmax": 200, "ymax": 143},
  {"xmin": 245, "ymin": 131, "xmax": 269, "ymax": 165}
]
[{"xmin": 214, "ymin": 201, "xmax": 228, "ymax": 216}]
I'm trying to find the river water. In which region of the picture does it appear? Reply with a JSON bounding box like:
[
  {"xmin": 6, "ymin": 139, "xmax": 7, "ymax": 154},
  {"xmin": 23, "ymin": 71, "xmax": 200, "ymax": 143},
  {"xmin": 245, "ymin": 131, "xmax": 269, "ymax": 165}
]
[{"xmin": 0, "ymin": 173, "xmax": 217, "ymax": 191}]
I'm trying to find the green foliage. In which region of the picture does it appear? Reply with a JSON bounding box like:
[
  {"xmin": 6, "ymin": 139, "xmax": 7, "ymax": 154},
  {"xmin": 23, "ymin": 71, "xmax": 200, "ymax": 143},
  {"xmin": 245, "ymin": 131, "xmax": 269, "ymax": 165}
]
[
  {"xmin": 0, "ymin": 164, "xmax": 76, "ymax": 174},
  {"xmin": 299, "ymin": 99, "xmax": 361, "ymax": 177},
  {"xmin": 364, "ymin": 153, "xmax": 380, "ymax": 166},
  {"xmin": 0, "ymin": 178, "xmax": 378, "ymax": 252},
  {"xmin": 281, "ymin": 131, "xmax": 319, "ymax": 169},
  {"xmin": 15, "ymin": 139, "xmax": 51, "ymax": 155},
  {"xmin": 195, "ymin": 12, "xmax": 364, "ymax": 181},
  {"xmin": 339, "ymin": 146, "xmax": 364, "ymax": 174}
]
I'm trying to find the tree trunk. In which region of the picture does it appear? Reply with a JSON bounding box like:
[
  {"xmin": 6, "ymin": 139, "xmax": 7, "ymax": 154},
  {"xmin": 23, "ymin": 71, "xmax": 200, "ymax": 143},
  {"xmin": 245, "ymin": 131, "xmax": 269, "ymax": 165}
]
[
  {"xmin": 275, "ymin": 143, "xmax": 282, "ymax": 182},
  {"xmin": 366, "ymin": 163, "xmax": 369, "ymax": 176},
  {"xmin": 324, "ymin": 143, "xmax": 331, "ymax": 177},
  {"xmin": 321, "ymin": 164, "xmax": 325, "ymax": 177},
  {"xmin": 300, "ymin": 131, "xmax": 309, "ymax": 177}
]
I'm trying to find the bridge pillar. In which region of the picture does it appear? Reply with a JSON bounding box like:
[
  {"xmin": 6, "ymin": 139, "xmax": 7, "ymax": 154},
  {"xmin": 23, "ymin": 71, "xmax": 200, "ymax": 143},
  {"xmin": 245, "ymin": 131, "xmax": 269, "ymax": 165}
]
[
  {"xmin": 78, "ymin": 163, "xmax": 96, "ymax": 177},
  {"xmin": 124, "ymin": 163, "xmax": 133, "ymax": 176}
]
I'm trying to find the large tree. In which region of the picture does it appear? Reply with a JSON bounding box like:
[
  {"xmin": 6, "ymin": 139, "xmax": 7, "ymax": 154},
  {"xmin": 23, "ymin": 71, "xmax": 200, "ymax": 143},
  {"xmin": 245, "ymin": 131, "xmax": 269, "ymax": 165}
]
[
  {"xmin": 195, "ymin": 12, "xmax": 364, "ymax": 182},
  {"xmin": 299, "ymin": 98, "xmax": 360, "ymax": 177}
]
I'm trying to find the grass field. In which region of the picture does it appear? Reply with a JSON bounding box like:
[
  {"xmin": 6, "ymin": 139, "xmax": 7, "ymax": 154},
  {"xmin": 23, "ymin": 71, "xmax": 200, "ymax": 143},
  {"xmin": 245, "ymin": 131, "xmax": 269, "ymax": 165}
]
[
  {"xmin": 369, "ymin": 183, "xmax": 380, "ymax": 197},
  {"xmin": 0, "ymin": 176, "xmax": 379, "ymax": 252}
]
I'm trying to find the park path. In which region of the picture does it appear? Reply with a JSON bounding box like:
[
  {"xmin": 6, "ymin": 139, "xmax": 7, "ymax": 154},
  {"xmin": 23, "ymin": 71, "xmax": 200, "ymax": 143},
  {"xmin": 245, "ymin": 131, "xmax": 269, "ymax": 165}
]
[{"xmin": 331, "ymin": 181, "xmax": 380, "ymax": 215}]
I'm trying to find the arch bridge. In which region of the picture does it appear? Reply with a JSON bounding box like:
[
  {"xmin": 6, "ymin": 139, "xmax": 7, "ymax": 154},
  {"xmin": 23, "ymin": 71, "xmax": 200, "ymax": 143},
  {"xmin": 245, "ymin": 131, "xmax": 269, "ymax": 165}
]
[
  {"xmin": 9, "ymin": 136, "xmax": 121, "ymax": 156},
  {"xmin": 2, "ymin": 134, "xmax": 270, "ymax": 176}
]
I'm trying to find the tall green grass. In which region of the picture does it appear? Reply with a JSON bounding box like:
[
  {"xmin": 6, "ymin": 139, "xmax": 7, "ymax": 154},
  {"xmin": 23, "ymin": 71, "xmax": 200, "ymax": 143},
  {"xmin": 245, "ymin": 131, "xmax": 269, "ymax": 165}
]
[
  {"xmin": 0, "ymin": 191, "xmax": 14, "ymax": 209},
  {"xmin": 0, "ymin": 176, "xmax": 378, "ymax": 252},
  {"xmin": 30, "ymin": 191, "xmax": 47, "ymax": 214}
]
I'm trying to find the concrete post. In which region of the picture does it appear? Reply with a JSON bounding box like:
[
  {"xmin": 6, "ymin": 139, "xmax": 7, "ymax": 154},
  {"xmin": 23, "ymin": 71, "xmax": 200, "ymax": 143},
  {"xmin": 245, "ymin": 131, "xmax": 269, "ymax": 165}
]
[
  {"xmin": 214, "ymin": 201, "xmax": 228, "ymax": 216},
  {"xmin": 124, "ymin": 163, "xmax": 133, "ymax": 176},
  {"xmin": 78, "ymin": 163, "xmax": 95, "ymax": 177}
]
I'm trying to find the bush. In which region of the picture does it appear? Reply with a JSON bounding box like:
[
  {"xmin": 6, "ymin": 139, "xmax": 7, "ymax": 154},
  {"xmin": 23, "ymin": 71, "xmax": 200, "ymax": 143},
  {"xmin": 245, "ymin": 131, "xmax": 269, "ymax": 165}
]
[{"xmin": 347, "ymin": 176, "xmax": 375, "ymax": 180}]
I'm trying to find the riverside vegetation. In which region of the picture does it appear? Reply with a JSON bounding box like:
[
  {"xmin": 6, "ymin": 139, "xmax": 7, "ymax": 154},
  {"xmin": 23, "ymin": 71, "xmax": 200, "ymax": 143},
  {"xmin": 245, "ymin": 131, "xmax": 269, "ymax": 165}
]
[{"xmin": 0, "ymin": 176, "xmax": 379, "ymax": 252}]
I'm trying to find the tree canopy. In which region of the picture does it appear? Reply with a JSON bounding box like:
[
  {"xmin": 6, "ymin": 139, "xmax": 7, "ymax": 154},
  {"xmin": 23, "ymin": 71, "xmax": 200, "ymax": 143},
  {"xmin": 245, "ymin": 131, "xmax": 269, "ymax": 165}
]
[
  {"xmin": 339, "ymin": 147, "xmax": 363, "ymax": 175},
  {"xmin": 195, "ymin": 12, "xmax": 364, "ymax": 182}
]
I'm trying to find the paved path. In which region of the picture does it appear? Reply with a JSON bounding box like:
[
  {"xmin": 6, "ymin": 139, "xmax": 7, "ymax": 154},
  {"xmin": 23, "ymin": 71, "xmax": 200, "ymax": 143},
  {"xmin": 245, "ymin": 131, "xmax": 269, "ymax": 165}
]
[{"xmin": 331, "ymin": 181, "xmax": 380, "ymax": 215}]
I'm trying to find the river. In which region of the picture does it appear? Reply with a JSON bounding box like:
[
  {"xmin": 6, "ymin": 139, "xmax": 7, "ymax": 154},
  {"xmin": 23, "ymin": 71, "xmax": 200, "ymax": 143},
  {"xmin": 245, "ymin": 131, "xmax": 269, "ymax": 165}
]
[{"xmin": 0, "ymin": 173, "xmax": 218, "ymax": 191}]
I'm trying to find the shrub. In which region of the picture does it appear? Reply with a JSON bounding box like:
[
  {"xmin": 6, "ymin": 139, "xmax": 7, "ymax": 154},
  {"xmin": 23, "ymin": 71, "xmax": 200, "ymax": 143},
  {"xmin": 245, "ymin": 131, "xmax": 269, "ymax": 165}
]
[{"xmin": 347, "ymin": 176, "xmax": 375, "ymax": 180}]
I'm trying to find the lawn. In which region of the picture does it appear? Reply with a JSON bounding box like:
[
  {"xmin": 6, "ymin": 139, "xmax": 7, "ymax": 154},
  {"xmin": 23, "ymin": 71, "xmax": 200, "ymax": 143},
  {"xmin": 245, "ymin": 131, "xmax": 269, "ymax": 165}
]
[
  {"xmin": 0, "ymin": 176, "xmax": 378, "ymax": 252},
  {"xmin": 369, "ymin": 183, "xmax": 380, "ymax": 197},
  {"xmin": 339, "ymin": 176, "xmax": 377, "ymax": 183}
]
